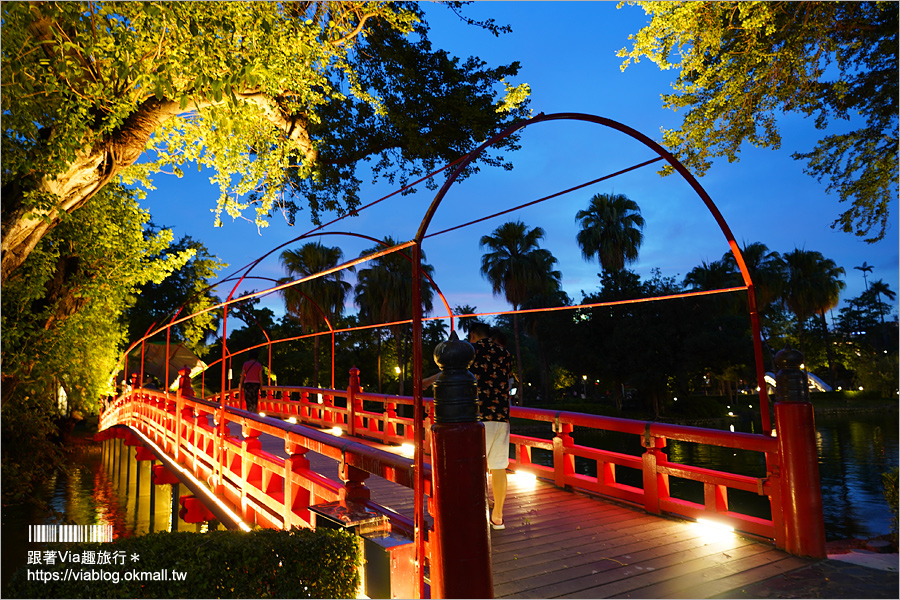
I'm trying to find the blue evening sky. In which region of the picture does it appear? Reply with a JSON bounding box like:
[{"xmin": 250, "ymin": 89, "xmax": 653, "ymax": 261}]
[{"xmin": 142, "ymin": 1, "xmax": 899, "ymax": 330}]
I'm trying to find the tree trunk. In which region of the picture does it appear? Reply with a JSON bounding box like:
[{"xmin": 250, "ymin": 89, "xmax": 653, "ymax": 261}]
[
  {"xmin": 513, "ymin": 311, "xmax": 525, "ymax": 406},
  {"xmin": 818, "ymin": 310, "xmax": 836, "ymax": 386},
  {"xmin": 1, "ymin": 94, "xmax": 315, "ymax": 282},
  {"xmin": 395, "ymin": 331, "xmax": 404, "ymax": 396},
  {"xmin": 313, "ymin": 335, "xmax": 320, "ymax": 388},
  {"xmin": 377, "ymin": 334, "xmax": 383, "ymax": 394}
]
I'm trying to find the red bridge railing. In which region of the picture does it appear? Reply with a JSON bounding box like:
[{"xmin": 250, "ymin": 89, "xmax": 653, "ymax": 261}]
[
  {"xmin": 101, "ymin": 355, "xmax": 826, "ymax": 600},
  {"xmin": 99, "ymin": 380, "xmax": 432, "ymax": 545}
]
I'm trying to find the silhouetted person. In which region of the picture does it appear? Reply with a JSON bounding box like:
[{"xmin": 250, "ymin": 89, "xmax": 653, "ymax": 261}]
[{"xmin": 239, "ymin": 350, "xmax": 264, "ymax": 413}]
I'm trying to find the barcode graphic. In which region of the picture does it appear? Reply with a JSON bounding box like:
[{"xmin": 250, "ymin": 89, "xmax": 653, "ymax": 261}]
[{"xmin": 29, "ymin": 525, "xmax": 114, "ymax": 543}]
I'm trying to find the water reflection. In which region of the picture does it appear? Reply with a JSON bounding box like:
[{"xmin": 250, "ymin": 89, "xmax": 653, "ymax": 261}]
[{"xmin": 1, "ymin": 439, "xmax": 198, "ymax": 591}]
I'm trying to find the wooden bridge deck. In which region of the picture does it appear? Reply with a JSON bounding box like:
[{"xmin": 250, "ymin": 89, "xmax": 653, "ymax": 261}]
[{"xmin": 253, "ymin": 427, "xmax": 815, "ymax": 599}]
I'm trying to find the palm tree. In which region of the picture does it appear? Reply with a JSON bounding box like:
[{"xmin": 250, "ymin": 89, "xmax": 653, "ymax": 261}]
[
  {"xmin": 721, "ymin": 242, "xmax": 787, "ymax": 369},
  {"xmin": 867, "ymin": 279, "xmax": 896, "ymax": 348},
  {"xmin": 575, "ymin": 193, "xmax": 645, "ymax": 284},
  {"xmin": 722, "ymin": 242, "xmax": 786, "ymax": 312},
  {"xmin": 782, "ymin": 249, "xmax": 846, "ymax": 381},
  {"xmin": 354, "ymin": 237, "xmax": 434, "ymax": 395},
  {"xmin": 480, "ymin": 221, "xmax": 562, "ymax": 402},
  {"xmin": 683, "ymin": 259, "xmax": 734, "ymax": 291},
  {"xmin": 280, "ymin": 242, "xmax": 353, "ymax": 388},
  {"xmin": 854, "ymin": 261, "xmax": 873, "ymax": 292},
  {"xmin": 453, "ymin": 304, "xmax": 480, "ymax": 337}
]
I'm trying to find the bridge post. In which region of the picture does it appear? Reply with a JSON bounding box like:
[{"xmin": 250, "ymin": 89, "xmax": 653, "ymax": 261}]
[
  {"xmin": 284, "ymin": 440, "xmax": 312, "ymax": 529},
  {"xmin": 430, "ymin": 331, "xmax": 493, "ymax": 599},
  {"xmin": 552, "ymin": 420, "xmax": 576, "ymax": 489},
  {"xmin": 241, "ymin": 421, "xmax": 262, "ymax": 524},
  {"xmin": 773, "ymin": 347, "xmax": 826, "ymax": 558},
  {"xmin": 348, "ymin": 367, "xmax": 362, "ymax": 438}
]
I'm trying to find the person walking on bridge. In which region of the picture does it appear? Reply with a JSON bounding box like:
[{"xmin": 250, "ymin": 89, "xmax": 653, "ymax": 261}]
[
  {"xmin": 468, "ymin": 322, "xmax": 514, "ymax": 529},
  {"xmin": 239, "ymin": 350, "xmax": 264, "ymax": 413}
]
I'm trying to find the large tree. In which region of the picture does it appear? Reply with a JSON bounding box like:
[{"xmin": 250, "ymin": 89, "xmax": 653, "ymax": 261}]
[
  {"xmin": 1, "ymin": 1, "xmax": 530, "ymax": 281},
  {"xmin": 480, "ymin": 220, "xmax": 562, "ymax": 400},
  {"xmin": 280, "ymin": 242, "xmax": 353, "ymax": 388},
  {"xmin": 619, "ymin": 1, "xmax": 898, "ymax": 242},
  {"xmin": 782, "ymin": 249, "xmax": 846, "ymax": 378},
  {"xmin": 1, "ymin": 184, "xmax": 191, "ymax": 500},
  {"xmin": 575, "ymin": 192, "xmax": 645, "ymax": 294}
]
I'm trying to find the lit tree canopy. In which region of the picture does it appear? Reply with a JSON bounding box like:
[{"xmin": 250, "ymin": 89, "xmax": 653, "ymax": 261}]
[
  {"xmin": 618, "ymin": 1, "xmax": 898, "ymax": 242},
  {"xmin": 1, "ymin": 1, "xmax": 530, "ymax": 280}
]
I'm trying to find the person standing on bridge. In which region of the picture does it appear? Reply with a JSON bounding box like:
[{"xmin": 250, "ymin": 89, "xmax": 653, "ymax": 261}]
[
  {"xmin": 239, "ymin": 350, "xmax": 264, "ymax": 413},
  {"xmin": 469, "ymin": 322, "xmax": 514, "ymax": 530}
]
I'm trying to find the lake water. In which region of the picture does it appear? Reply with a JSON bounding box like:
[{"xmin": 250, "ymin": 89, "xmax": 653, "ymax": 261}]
[{"xmin": 3, "ymin": 409, "xmax": 897, "ymax": 590}]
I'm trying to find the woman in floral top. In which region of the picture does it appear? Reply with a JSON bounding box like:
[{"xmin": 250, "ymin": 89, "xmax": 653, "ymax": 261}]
[{"xmin": 468, "ymin": 322, "xmax": 513, "ymax": 529}]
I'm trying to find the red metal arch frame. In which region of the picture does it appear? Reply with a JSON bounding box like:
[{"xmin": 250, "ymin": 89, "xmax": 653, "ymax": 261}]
[
  {"xmin": 408, "ymin": 113, "xmax": 771, "ymax": 593},
  {"xmin": 111, "ymin": 112, "xmax": 774, "ymax": 598}
]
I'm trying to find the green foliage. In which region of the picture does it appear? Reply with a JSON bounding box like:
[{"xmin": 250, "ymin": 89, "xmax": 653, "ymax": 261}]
[
  {"xmin": 618, "ymin": 1, "xmax": 898, "ymax": 242},
  {"xmin": 354, "ymin": 237, "xmax": 435, "ymax": 395},
  {"xmin": 1, "ymin": 185, "xmax": 190, "ymax": 501},
  {"xmin": 125, "ymin": 236, "xmax": 225, "ymax": 359},
  {"xmin": 846, "ymin": 349, "xmax": 900, "ymax": 398},
  {"xmin": 1, "ymin": 1, "xmax": 530, "ymax": 278},
  {"xmin": 5, "ymin": 528, "xmax": 361, "ymax": 599},
  {"xmin": 883, "ymin": 467, "xmax": 899, "ymax": 546},
  {"xmin": 575, "ymin": 193, "xmax": 645, "ymax": 274}
]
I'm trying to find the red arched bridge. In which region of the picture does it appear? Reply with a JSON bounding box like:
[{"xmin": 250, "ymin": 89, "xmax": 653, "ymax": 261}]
[
  {"xmin": 98, "ymin": 359, "xmax": 826, "ymax": 599},
  {"xmin": 99, "ymin": 113, "xmax": 827, "ymax": 598}
]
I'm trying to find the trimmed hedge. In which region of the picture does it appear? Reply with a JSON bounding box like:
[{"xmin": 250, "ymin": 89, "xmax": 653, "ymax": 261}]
[{"xmin": 6, "ymin": 528, "xmax": 360, "ymax": 599}]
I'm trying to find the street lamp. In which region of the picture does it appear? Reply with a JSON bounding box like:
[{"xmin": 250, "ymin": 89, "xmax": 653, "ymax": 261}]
[{"xmin": 582, "ymin": 375, "xmax": 587, "ymax": 398}]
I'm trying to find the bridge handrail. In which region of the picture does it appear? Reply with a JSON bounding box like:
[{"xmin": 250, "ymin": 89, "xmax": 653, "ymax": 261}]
[
  {"xmin": 100, "ymin": 386, "xmax": 432, "ymax": 537},
  {"xmin": 103, "ymin": 378, "xmax": 784, "ymax": 544},
  {"xmin": 507, "ymin": 404, "xmax": 781, "ymax": 542}
]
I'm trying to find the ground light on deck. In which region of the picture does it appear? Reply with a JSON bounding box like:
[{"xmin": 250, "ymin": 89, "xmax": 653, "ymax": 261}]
[
  {"xmin": 694, "ymin": 518, "xmax": 736, "ymax": 542},
  {"xmin": 509, "ymin": 470, "xmax": 538, "ymax": 489}
]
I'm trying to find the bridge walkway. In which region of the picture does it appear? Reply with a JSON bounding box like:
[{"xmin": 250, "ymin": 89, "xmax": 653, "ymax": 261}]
[{"xmin": 251, "ymin": 425, "xmax": 814, "ymax": 599}]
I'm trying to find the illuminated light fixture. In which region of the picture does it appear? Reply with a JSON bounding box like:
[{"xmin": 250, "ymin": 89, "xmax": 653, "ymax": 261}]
[
  {"xmin": 510, "ymin": 387, "xmax": 518, "ymax": 395},
  {"xmin": 398, "ymin": 443, "xmax": 415, "ymax": 457},
  {"xmin": 330, "ymin": 427, "xmax": 343, "ymax": 437},
  {"xmin": 128, "ymin": 428, "xmax": 251, "ymax": 532},
  {"xmin": 510, "ymin": 470, "xmax": 537, "ymax": 488},
  {"xmin": 755, "ymin": 386, "xmax": 761, "ymax": 392},
  {"xmin": 317, "ymin": 394, "xmax": 324, "ymax": 404},
  {"xmin": 800, "ymin": 363, "xmax": 806, "ymax": 370},
  {"xmin": 696, "ymin": 518, "xmax": 733, "ymax": 532},
  {"xmin": 727, "ymin": 412, "xmax": 735, "ymax": 417},
  {"xmin": 858, "ymin": 386, "xmax": 864, "ymax": 391},
  {"xmin": 582, "ymin": 375, "xmax": 587, "ymax": 381},
  {"xmin": 394, "ymin": 366, "xmax": 401, "ymax": 375},
  {"xmin": 673, "ymin": 397, "xmax": 678, "ymax": 402},
  {"xmin": 286, "ymin": 417, "xmax": 297, "ymax": 424},
  {"xmin": 729, "ymin": 424, "xmax": 735, "ymax": 432},
  {"xmin": 748, "ymin": 405, "xmax": 753, "ymax": 409},
  {"xmin": 837, "ymin": 386, "xmax": 843, "ymax": 391},
  {"xmin": 770, "ymin": 429, "xmax": 778, "ymax": 438},
  {"xmin": 259, "ymin": 412, "xmax": 267, "ymax": 418},
  {"xmin": 694, "ymin": 518, "xmax": 735, "ymax": 542}
]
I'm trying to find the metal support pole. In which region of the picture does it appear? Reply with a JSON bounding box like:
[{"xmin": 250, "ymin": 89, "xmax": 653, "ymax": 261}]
[
  {"xmin": 430, "ymin": 332, "xmax": 494, "ymax": 598},
  {"xmin": 411, "ymin": 243, "xmax": 426, "ymax": 598},
  {"xmin": 773, "ymin": 347, "xmax": 826, "ymax": 558}
]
